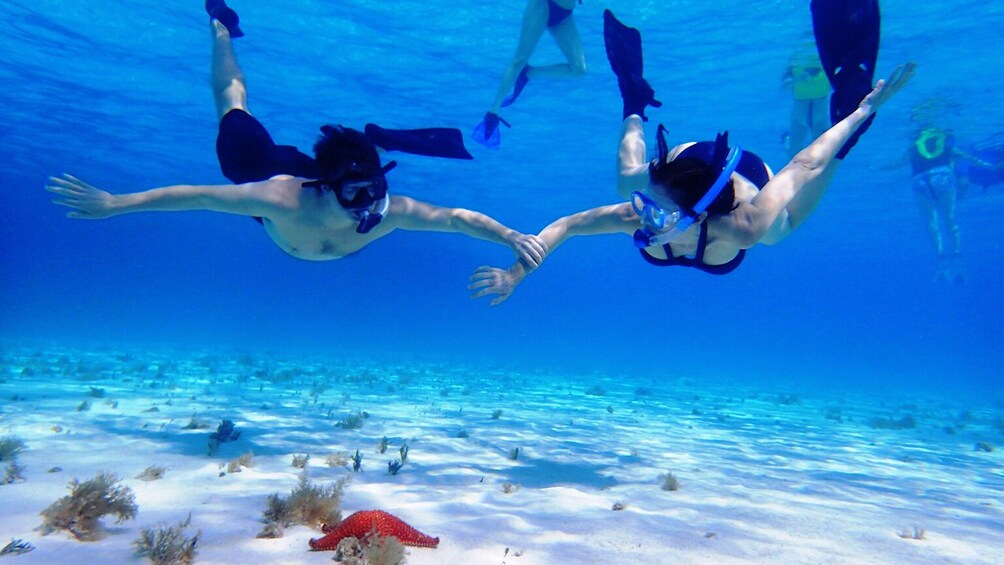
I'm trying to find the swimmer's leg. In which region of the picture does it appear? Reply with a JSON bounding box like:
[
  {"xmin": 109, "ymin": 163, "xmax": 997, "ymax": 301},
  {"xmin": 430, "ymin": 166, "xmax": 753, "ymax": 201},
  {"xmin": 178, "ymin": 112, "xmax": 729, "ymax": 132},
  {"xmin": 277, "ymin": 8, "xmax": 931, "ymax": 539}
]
[
  {"xmin": 211, "ymin": 19, "xmax": 248, "ymax": 120},
  {"xmin": 474, "ymin": 0, "xmax": 548, "ymax": 147},
  {"xmin": 931, "ymin": 172, "xmax": 961, "ymax": 254},
  {"xmin": 533, "ymin": 15, "xmax": 587, "ymax": 79},
  {"xmin": 913, "ymin": 179, "xmax": 943, "ymax": 256},
  {"xmin": 491, "ymin": 0, "xmax": 549, "ymax": 113}
]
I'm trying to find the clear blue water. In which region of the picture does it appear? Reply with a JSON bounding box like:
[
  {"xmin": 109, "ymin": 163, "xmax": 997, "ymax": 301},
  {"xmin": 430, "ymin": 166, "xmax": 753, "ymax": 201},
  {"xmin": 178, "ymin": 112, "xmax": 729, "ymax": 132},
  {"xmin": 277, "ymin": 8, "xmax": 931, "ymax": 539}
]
[{"xmin": 2, "ymin": 0, "xmax": 1002, "ymax": 402}]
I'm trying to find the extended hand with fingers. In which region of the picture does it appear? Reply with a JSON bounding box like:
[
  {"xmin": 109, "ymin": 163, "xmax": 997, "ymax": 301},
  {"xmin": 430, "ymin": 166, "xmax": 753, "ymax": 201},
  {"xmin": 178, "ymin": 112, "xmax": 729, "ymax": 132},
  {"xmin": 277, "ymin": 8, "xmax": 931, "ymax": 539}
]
[
  {"xmin": 45, "ymin": 174, "xmax": 118, "ymax": 219},
  {"xmin": 468, "ymin": 265, "xmax": 521, "ymax": 306},
  {"xmin": 860, "ymin": 62, "xmax": 917, "ymax": 116}
]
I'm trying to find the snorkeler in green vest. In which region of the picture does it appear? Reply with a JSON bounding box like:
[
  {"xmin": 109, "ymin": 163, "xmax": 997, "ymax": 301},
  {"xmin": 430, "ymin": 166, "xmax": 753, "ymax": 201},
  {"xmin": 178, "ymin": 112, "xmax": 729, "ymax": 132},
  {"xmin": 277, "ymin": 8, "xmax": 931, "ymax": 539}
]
[
  {"xmin": 781, "ymin": 45, "xmax": 831, "ymax": 158},
  {"xmin": 874, "ymin": 104, "xmax": 999, "ymax": 284}
]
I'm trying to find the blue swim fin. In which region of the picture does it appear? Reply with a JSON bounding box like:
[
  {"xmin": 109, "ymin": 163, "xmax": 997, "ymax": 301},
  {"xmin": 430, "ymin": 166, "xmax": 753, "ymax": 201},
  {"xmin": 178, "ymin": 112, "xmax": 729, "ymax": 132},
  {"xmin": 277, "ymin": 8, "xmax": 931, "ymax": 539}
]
[
  {"xmin": 811, "ymin": 0, "xmax": 880, "ymax": 158},
  {"xmin": 603, "ymin": 10, "xmax": 661, "ymax": 121},
  {"xmin": 472, "ymin": 112, "xmax": 510, "ymax": 149},
  {"xmin": 501, "ymin": 65, "xmax": 531, "ymax": 108},
  {"xmin": 364, "ymin": 124, "xmax": 474, "ymax": 160},
  {"xmin": 206, "ymin": 0, "xmax": 244, "ymax": 38}
]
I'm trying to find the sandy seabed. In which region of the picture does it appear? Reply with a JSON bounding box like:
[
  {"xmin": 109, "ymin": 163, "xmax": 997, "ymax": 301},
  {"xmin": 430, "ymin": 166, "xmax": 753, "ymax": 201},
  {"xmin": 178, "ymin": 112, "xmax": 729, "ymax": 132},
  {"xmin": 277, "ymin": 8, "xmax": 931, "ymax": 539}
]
[{"xmin": 0, "ymin": 343, "xmax": 1002, "ymax": 564}]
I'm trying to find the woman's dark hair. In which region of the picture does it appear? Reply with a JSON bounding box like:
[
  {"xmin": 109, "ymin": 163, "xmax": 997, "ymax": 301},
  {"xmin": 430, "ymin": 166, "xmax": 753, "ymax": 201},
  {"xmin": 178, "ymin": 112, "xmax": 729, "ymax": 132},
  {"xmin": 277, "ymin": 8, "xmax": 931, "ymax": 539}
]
[
  {"xmin": 649, "ymin": 157, "xmax": 737, "ymax": 217},
  {"xmin": 312, "ymin": 125, "xmax": 382, "ymax": 181}
]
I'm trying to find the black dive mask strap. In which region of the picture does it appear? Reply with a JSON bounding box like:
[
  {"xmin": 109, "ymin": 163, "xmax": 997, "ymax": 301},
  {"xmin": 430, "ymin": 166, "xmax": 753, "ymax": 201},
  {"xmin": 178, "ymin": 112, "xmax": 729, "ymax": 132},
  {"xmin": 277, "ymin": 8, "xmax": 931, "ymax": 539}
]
[{"xmin": 656, "ymin": 123, "xmax": 670, "ymax": 164}]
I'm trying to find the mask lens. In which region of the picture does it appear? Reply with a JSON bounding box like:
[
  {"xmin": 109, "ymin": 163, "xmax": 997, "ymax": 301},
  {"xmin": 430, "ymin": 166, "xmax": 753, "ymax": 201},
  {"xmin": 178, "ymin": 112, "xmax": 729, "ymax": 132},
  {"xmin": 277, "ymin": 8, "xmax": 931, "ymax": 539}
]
[
  {"xmin": 630, "ymin": 192, "xmax": 665, "ymax": 230},
  {"xmin": 340, "ymin": 180, "xmax": 376, "ymax": 200}
]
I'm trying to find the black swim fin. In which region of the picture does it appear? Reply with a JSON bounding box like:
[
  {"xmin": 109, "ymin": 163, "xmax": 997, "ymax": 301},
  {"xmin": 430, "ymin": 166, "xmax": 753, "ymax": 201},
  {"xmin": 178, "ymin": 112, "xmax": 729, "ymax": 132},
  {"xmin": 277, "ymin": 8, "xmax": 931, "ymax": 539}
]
[
  {"xmin": 603, "ymin": 10, "xmax": 661, "ymax": 121},
  {"xmin": 206, "ymin": 0, "xmax": 244, "ymax": 38},
  {"xmin": 811, "ymin": 0, "xmax": 880, "ymax": 159},
  {"xmin": 364, "ymin": 124, "xmax": 474, "ymax": 160}
]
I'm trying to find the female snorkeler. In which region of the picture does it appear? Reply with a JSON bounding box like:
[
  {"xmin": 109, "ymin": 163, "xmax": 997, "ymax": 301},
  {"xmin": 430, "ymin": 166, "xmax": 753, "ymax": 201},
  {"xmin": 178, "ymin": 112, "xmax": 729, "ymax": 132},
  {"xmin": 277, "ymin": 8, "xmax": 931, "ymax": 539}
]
[
  {"xmin": 469, "ymin": 5, "xmax": 916, "ymax": 305},
  {"xmin": 472, "ymin": 0, "xmax": 586, "ymax": 148}
]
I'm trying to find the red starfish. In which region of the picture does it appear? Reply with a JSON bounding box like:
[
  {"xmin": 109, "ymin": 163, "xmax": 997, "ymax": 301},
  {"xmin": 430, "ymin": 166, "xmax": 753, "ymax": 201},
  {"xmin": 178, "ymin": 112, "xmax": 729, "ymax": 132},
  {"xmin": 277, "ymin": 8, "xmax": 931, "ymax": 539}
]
[{"xmin": 308, "ymin": 510, "xmax": 440, "ymax": 550}]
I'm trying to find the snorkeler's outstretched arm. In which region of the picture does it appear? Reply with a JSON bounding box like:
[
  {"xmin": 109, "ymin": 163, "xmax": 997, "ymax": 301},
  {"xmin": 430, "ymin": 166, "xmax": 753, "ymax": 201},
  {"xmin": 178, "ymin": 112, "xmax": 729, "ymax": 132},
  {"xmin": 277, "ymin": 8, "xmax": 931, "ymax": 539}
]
[
  {"xmin": 46, "ymin": 173, "xmax": 281, "ymax": 219},
  {"xmin": 468, "ymin": 203, "xmax": 637, "ymax": 306},
  {"xmin": 616, "ymin": 115, "xmax": 653, "ymax": 200},
  {"xmin": 386, "ymin": 196, "xmax": 548, "ymax": 268},
  {"xmin": 720, "ymin": 63, "xmax": 916, "ymax": 247}
]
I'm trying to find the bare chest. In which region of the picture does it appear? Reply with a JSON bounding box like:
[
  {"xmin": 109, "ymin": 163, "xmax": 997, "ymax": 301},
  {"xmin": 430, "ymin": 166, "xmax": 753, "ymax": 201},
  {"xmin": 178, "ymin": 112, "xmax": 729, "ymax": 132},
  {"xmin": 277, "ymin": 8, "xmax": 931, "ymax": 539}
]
[{"xmin": 261, "ymin": 217, "xmax": 372, "ymax": 261}]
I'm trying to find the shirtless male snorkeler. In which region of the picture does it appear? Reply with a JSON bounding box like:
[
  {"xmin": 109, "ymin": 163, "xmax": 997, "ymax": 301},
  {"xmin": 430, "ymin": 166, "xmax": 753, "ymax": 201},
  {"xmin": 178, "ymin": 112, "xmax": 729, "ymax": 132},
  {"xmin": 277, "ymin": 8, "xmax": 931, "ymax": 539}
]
[{"xmin": 46, "ymin": 2, "xmax": 547, "ymax": 267}]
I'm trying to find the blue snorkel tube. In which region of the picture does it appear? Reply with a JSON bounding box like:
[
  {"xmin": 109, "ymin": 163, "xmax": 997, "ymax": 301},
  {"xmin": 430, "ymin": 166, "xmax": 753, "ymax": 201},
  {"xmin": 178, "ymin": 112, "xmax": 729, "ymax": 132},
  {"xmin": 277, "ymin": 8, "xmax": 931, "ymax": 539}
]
[{"xmin": 633, "ymin": 135, "xmax": 743, "ymax": 249}]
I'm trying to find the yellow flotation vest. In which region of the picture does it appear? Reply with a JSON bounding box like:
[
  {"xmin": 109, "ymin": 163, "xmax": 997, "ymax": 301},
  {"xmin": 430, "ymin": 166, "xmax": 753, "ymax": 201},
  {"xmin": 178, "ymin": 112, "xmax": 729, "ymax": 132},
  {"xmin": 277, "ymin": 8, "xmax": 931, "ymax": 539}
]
[{"xmin": 792, "ymin": 64, "xmax": 830, "ymax": 100}]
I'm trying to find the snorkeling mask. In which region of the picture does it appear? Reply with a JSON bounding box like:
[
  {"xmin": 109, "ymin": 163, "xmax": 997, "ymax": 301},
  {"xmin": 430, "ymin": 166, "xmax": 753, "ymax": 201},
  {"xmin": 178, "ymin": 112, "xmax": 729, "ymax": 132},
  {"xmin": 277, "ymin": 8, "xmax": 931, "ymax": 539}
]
[
  {"xmin": 633, "ymin": 128, "xmax": 742, "ymax": 248},
  {"xmin": 302, "ymin": 159, "xmax": 398, "ymax": 234}
]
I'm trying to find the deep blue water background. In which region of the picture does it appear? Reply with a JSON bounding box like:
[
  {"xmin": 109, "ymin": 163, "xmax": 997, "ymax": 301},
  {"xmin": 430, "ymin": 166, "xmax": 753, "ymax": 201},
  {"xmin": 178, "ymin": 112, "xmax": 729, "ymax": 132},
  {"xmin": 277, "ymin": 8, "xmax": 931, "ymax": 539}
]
[{"xmin": 1, "ymin": 1, "xmax": 1002, "ymax": 402}]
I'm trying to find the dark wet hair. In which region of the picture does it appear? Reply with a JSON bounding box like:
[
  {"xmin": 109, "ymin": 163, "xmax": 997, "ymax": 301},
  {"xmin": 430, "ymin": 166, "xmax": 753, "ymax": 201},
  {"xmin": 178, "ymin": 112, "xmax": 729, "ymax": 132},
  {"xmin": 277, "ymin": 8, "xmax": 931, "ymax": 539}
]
[
  {"xmin": 649, "ymin": 157, "xmax": 737, "ymax": 217},
  {"xmin": 312, "ymin": 125, "xmax": 382, "ymax": 183}
]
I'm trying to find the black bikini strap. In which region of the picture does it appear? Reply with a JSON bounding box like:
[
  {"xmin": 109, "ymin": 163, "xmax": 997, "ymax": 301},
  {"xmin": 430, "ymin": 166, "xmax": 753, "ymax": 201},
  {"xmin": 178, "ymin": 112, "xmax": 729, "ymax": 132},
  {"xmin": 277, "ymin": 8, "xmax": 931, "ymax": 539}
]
[{"xmin": 695, "ymin": 221, "xmax": 709, "ymax": 261}]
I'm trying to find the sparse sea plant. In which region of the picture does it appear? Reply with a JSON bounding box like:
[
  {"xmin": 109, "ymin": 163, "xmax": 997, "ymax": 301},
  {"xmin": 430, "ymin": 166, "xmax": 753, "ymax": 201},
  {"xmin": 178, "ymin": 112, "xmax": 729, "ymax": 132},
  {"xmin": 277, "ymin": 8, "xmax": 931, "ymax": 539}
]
[
  {"xmin": 387, "ymin": 460, "xmax": 404, "ymax": 476},
  {"xmin": 77, "ymin": 400, "xmax": 91, "ymax": 412},
  {"xmin": 333, "ymin": 533, "xmax": 406, "ymax": 565},
  {"xmin": 0, "ymin": 538, "xmax": 35, "ymax": 556},
  {"xmin": 260, "ymin": 474, "xmax": 348, "ymax": 532},
  {"xmin": 585, "ymin": 385, "xmax": 606, "ymax": 396},
  {"xmin": 336, "ymin": 412, "xmax": 365, "ymax": 430},
  {"xmin": 227, "ymin": 451, "xmax": 255, "ymax": 473},
  {"xmin": 898, "ymin": 526, "xmax": 926, "ymax": 540},
  {"xmin": 501, "ymin": 482, "xmax": 519, "ymax": 494},
  {"xmin": 133, "ymin": 513, "xmax": 201, "ymax": 565},
  {"xmin": 326, "ymin": 452, "xmax": 349, "ymax": 468},
  {"xmin": 507, "ymin": 447, "xmax": 520, "ymax": 461},
  {"xmin": 399, "ymin": 443, "xmax": 409, "ymax": 462},
  {"xmin": 351, "ymin": 450, "xmax": 363, "ymax": 472},
  {"xmin": 0, "ymin": 436, "xmax": 26, "ymax": 462},
  {"xmin": 182, "ymin": 415, "xmax": 211, "ymax": 430},
  {"xmin": 255, "ymin": 522, "xmax": 283, "ymax": 539},
  {"xmin": 208, "ymin": 419, "xmax": 241, "ymax": 455},
  {"xmin": 291, "ymin": 454, "xmax": 310, "ymax": 469},
  {"xmin": 3, "ymin": 460, "xmax": 26, "ymax": 484},
  {"xmin": 135, "ymin": 466, "xmax": 167, "ymax": 482},
  {"xmin": 39, "ymin": 472, "xmax": 138, "ymax": 541},
  {"xmin": 377, "ymin": 436, "xmax": 389, "ymax": 454},
  {"xmin": 777, "ymin": 394, "xmax": 800, "ymax": 405},
  {"xmin": 868, "ymin": 415, "xmax": 917, "ymax": 430},
  {"xmin": 87, "ymin": 387, "xmax": 106, "ymax": 398},
  {"xmin": 974, "ymin": 441, "xmax": 994, "ymax": 453},
  {"xmin": 660, "ymin": 472, "xmax": 679, "ymax": 491},
  {"xmin": 491, "ymin": 409, "xmax": 503, "ymax": 420}
]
